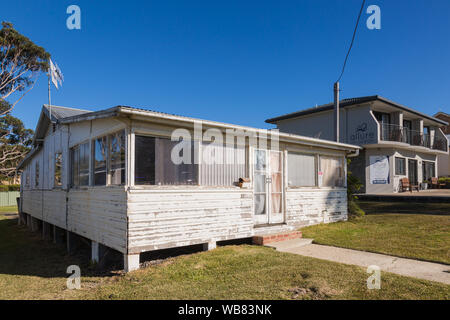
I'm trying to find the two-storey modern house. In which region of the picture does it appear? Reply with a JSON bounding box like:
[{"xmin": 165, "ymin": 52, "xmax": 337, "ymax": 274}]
[{"xmin": 266, "ymin": 96, "xmax": 449, "ymax": 194}]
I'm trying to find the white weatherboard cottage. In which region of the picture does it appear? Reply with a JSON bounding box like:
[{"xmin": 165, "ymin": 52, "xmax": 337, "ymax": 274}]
[{"xmin": 18, "ymin": 105, "xmax": 359, "ymax": 271}]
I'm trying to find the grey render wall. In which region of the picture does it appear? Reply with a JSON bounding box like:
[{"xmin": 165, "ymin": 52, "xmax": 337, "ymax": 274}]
[
  {"xmin": 438, "ymin": 153, "xmax": 450, "ymax": 176},
  {"xmin": 345, "ymin": 105, "xmax": 378, "ymax": 146},
  {"xmin": 364, "ymin": 148, "xmax": 437, "ymax": 194},
  {"xmin": 274, "ymin": 104, "xmax": 377, "ymax": 146},
  {"xmin": 276, "ymin": 110, "xmax": 336, "ymax": 141}
]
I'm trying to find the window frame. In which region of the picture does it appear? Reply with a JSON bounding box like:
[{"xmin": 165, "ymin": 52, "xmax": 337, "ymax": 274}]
[
  {"xmin": 395, "ymin": 157, "xmax": 406, "ymax": 176},
  {"xmin": 287, "ymin": 151, "xmax": 318, "ymax": 188},
  {"xmin": 134, "ymin": 134, "xmax": 199, "ymax": 186},
  {"xmin": 422, "ymin": 161, "xmax": 436, "ymax": 182},
  {"xmin": 109, "ymin": 130, "xmax": 126, "ymax": 186},
  {"xmin": 25, "ymin": 170, "xmax": 30, "ymax": 187},
  {"xmin": 54, "ymin": 152, "xmax": 63, "ymax": 188},
  {"xmin": 199, "ymin": 140, "xmax": 247, "ymax": 186},
  {"xmin": 93, "ymin": 136, "xmax": 108, "ymax": 186},
  {"xmin": 70, "ymin": 141, "xmax": 90, "ymax": 189},
  {"xmin": 319, "ymin": 154, "xmax": 345, "ymax": 188},
  {"xmin": 35, "ymin": 161, "xmax": 40, "ymax": 188}
]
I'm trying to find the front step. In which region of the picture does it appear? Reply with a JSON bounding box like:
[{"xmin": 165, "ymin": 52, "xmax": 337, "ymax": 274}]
[
  {"xmin": 252, "ymin": 231, "xmax": 302, "ymax": 246},
  {"xmin": 266, "ymin": 238, "xmax": 314, "ymax": 251}
]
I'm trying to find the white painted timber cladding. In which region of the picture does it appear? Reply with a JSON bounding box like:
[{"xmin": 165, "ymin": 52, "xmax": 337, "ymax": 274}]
[
  {"xmin": 21, "ymin": 190, "xmax": 43, "ymax": 219},
  {"xmin": 20, "ymin": 112, "xmax": 352, "ymax": 258},
  {"xmin": 127, "ymin": 189, "xmax": 253, "ymax": 253},
  {"xmin": 42, "ymin": 190, "xmax": 67, "ymax": 229},
  {"xmin": 67, "ymin": 188, "xmax": 127, "ymax": 253},
  {"xmin": 285, "ymin": 189, "xmax": 348, "ymax": 226}
]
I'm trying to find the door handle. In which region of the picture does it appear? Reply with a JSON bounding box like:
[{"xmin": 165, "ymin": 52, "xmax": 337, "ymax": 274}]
[{"xmin": 266, "ymin": 178, "xmax": 272, "ymax": 183}]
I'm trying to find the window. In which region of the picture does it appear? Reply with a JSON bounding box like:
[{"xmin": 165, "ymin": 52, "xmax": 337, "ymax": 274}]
[
  {"xmin": 374, "ymin": 112, "xmax": 390, "ymax": 124},
  {"xmin": 200, "ymin": 141, "xmax": 246, "ymax": 186},
  {"xmin": 287, "ymin": 152, "xmax": 316, "ymax": 187},
  {"xmin": 320, "ymin": 156, "xmax": 344, "ymax": 187},
  {"xmin": 395, "ymin": 157, "xmax": 406, "ymax": 175},
  {"xmin": 403, "ymin": 120, "xmax": 412, "ymax": 144},
  {"xmin": 54, "ymin": 153, "xmax": 63, "ymax": 187},
  {"xmin": 35, "ymin": 161, "xmax": 40, "ymax": 187},
  {"xmin": 71, "ymin": 147, "xmax": 79, "ymax": 187},
  {"xmin": 25, "ymin": 171, "xmax": 30, "ymax": 187},
  {"xmin": 70, "ymin": 142, "xmax": 90, "ymax": 187},
  {"xmin": 94, "ymin": 137, "xmax": 107, "ymax": 186},
  {"xmin": 135, "ymin": 135, "xmax": 198, "ymax": 185},
  {"xmin": 422, "ymin": 161, "xmax": 435, "ymax": 182},
  {"xmin": 109, "ymin": 130, "xmax": 126, "ymax": 185},
  {"xmin": 79, "ymin": 143, "xmax": 90, "ymax": 186}
]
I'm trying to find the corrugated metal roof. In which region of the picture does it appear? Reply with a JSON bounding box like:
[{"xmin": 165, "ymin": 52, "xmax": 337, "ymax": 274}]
[
  {"xmin": 43, "ymin": 105, "xmax": 91, "ymax": 122},
  {"xmin": 18, "ymin": 103, "xmax": 362, "ymax": 171}
]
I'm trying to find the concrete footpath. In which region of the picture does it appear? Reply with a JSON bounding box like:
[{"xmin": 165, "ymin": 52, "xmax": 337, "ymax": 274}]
[{"xmin": 269, "ymin": 240, "xmax": 450, "ymax": 285}]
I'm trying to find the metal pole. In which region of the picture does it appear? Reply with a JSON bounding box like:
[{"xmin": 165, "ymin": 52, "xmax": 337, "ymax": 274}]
[
  {"xmin": 334, "ymin": 82, "xmax": 340, "ymax": 143},
  {"xmin": 48, "ymin": 72, "xmax": 52, "ymax": 123}
]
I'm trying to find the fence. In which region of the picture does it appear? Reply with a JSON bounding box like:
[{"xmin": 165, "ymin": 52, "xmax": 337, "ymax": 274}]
[{"xmin": 0, "ymin": 191, "xmax": 20, "ymax": 207}]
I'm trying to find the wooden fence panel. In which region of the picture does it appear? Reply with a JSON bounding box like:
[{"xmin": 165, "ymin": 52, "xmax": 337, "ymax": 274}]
[{"xmin": 0, "ymin": 191, "xmax": 20, "ymax": 207}]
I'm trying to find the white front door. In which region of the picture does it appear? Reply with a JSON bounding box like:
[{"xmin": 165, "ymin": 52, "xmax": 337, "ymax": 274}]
[{"xmin": 254, "ymin": 149, "xmax": 284, "ymax": 225}]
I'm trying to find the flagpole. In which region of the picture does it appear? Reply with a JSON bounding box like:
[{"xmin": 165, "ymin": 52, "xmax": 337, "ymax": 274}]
[{"xmin": 48, "ymin": 70, "xmax": 52, "ymax": 123}]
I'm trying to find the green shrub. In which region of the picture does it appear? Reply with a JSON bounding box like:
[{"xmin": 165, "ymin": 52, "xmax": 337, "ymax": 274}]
[
  {"xmin": 347, "ymin": 159, "xmax": 365, "ymax": 218},
  {"xmin": 0, "ymin": 185, "xmax": 20, "ymax": 192},
  {"xmin": 348, "ymin": 201, "xmax": 365, "ymax": 219},
  {"xmin": 438, "ymin": 177, "xmax": 450, "ymax": 188}
]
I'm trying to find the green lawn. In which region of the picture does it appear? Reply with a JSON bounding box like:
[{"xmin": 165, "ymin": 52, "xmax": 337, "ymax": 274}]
[
  {"xmin": 0, "ymin": 212, "xmax": 449, "ymax": 300},
  {"xmin": 302, "ymin": 204, "xmax": 450, "ymax": 265},
  {"xmin": 0, "ymin": 205, "xmax": 18, "ymax": 213}
]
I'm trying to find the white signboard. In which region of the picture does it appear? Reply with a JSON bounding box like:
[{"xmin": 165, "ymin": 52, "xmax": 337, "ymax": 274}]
[{"xmin": 370, "ymin": 156, "xmax": 390, "ymax": 185}]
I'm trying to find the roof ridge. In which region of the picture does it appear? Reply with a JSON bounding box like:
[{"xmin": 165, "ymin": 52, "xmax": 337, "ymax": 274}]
[
  {"xmin": 265, "ymin": 95, "xmax": 447, "ymax": 126},
  {"xmin": 43, "ymin": 104, "xmax": 91, "ymax": 112}
]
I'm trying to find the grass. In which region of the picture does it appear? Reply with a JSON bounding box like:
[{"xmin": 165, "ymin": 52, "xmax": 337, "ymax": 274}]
[
  {"xmin": 357, "ymin": 201, "xmax": 450, "ymax": 216},
  {"xmin": 0, "ymin": 205, "xmax": 18, "ymax": 213},
  {"xmin": 302, "ymin": 203, "xmax": 450, "ymax": 265},
  {"xmin": 0, "ymin": 211, "xmax": 449, "ymax": 300}
]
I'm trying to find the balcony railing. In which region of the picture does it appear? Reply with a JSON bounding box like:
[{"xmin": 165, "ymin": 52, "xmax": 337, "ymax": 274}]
[
  {"xmin": 432, "ymin": 137, "xmax": 448, "ymax": 152},
  {"xmin": 379, "ymin": 123, "xmax": 447, "ymax": 151},
  {"xmin": 380, "ymin": 123, "xmax": 405, "ymax": 143}
]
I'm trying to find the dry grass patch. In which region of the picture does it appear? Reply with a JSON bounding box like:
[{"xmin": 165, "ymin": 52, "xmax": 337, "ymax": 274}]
[{"xmin": 1, "ymin": 211, "xmax": 449, "ymax": 300}]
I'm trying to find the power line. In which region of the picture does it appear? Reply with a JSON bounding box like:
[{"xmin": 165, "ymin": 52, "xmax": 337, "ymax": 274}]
[{"xmin": 336, "ymin": 0, "xmax": 366, "ymax": 83}]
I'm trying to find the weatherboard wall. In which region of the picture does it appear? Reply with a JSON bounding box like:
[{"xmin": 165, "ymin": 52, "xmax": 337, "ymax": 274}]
[
  {"xmin": 126, "ymin": 188, "xmax": 254, "ymax": 253},
  {"xmin": 20, "ymin": 111, "xmax": 354, "ymax": 258}
]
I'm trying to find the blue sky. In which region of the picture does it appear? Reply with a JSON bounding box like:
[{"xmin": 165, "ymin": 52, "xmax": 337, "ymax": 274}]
[{"xmin": 3, "ymin": 0, "xmax": 450, "ymax": 130}]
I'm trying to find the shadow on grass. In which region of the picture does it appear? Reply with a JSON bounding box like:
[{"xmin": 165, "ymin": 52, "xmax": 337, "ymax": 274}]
[
  {"xmin": 0, "ymin": 217, "xmax": 123, "ymax": 279},
  {"xmin": 357, "ymin": 201, "xmax": 450, "ymax": 216},
  {"xmin": 0, "ymin": 216, "xmax": 242, "ymax": 279}
]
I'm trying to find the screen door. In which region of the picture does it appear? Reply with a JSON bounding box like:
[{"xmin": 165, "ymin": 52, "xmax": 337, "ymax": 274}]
[{"xmin": 254, "ymin": 149, "xmax": 284, "ymax": 225}]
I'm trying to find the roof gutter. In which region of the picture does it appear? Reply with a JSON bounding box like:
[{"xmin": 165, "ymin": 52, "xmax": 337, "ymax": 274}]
[{"xmin": 117, "ymin": 107, "xmax": 361, "ymax": 152}]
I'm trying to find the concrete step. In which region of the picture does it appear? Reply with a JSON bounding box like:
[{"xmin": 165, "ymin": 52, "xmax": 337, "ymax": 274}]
[{"xmin": 267, "ymin": 238, "xmax": 314, "ymax": 251}]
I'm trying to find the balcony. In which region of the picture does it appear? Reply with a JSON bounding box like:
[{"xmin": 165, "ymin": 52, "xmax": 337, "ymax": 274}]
[
  {"xmin": 379, "ymin": 123, "xmax": 448, "ymax": 152},
  {"xmin": 432, "ymin": 137, "xmax": 448, "ymax": 152}
]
